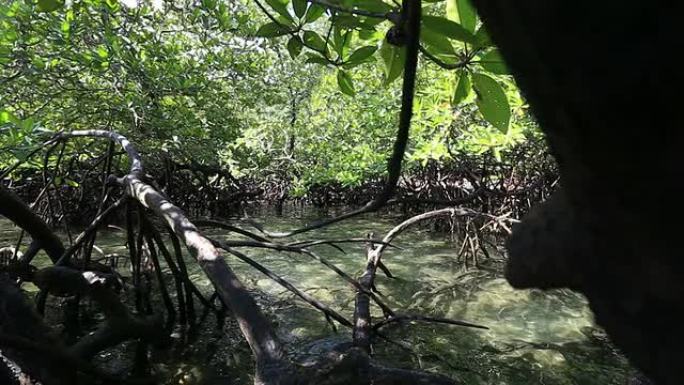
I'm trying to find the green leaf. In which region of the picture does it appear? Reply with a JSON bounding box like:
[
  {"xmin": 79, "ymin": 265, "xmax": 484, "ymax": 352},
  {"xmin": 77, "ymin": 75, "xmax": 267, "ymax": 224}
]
[
  {"xmin": 422, "ymin": 16, "xmax": 478, "ymax": 45},
  {"xmin": 379, "ymin": 39, "xmax": 405, "ymax": 86},
  {"xmin": 303, "ymin": 30, "xmax": 327, "ymax": 52},
  {"xmin": 479, "ymin": 49, "xmax": 508, "ymax": 74},
  {"xmin": 358, "ymin": 29, "xmax": 380, "ymax": 40},
  {"xmin": 202, "ymin": 0, "xmax": 217, "ymax": 10},
  {"xmin": 446, "ymin": 0, "xmax": 457, "ymax": 21},
  {"xmin": 293, "ymin": 0, "xmax": 308, "ymax": 18},
  {"xmin": 420, "ymin": 28, "xmax": 456, "ymax": 59},
  {"xmin": 446, "ymin": 0, "xmax": 476, "ymax": 32},
  {"xmin": 334, "ymin": 15, "xmax": 376, "ymax": 30},
  {"xmin": 474, "ymin": 26, "xmax": 492, "ymax": 48},
  {"xmin": 337, "ymin": 70, "xmax": 355, "ymax": 96},
  {"xmin": 65, "ymin": 179, "xmax": 79, "ymax": 188},
  {"xmin": 265, "ymin": 0, "xmax": 295, "ymax": 23},
  {"xmin": 276, "ymin": 15, "xmax": 296, "ymax": 28},
  {"xmin": 0, "ymin": 110, "xmax": 17, "ymax": 124},
  {"xmin": 354, "ymin": 0, "xmax": 393, "ymax": 13},
  {"xmin": 332, "ymin": 27, "xmax": 351, "ymax": 57},
  {"xmin": 452, "ymin": 69, "xmax": 471, "ymax": 106},
  {"xmin": 346, "ymin": 45, "xmax": 377, "ymax": 64},
  {"xmin": 458, "ymin": 0, "xmax": 477, "ymax": 32},
  {"xmin": 287, "ymin": 36, "xmax": 303, "ymax": 58},
  {"xmin": 105, "ymin": 0, "xmax": 119, "ymax": 11},
  {"xmin": 61, "ymin": 19, "xmax": 70, "ymax": 34},
  {"xmin": 472, "ymin": 73, "xmax": 510, "ymax": 133},
  {"xmin": 305, "ymin": 53, "xmax": 329, "ymax": 65},
  {"xmin": 304, "ymin": 4, "xmax": 325, "ymax": 23},
  {"xmin": 37, "ymin": 0, "xmax": 63, "ymax": 12},
  {"xmin": 97, "ymin": 45, "xmax": 109, "ymax": 59},
  {"xmin": 256, "ymin": 22, "xmax": 290, "ymax": 37}
]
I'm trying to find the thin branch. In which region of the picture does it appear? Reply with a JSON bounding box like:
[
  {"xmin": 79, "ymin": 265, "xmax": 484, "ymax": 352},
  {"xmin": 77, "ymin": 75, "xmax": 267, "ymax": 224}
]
[
  {"xmin": 55, "ymin": 196, "xmax": 128, "ymax": 266},
  {"xmin": 194, "ymin": 218, "xmax": 270, "ymax": 242},
  {"xmin": 288, "ymin": 238, "xmax": 400, "ymax": 249},
  {"xmin": 370, "ymin": 206, "xmax": 515, "ymax": 264},
  {"xmin": 214, "ymin": 241, "xmax": 353, "ymax": 328},
  {"xmin": 419, "ymin": 45, "xmax": 470, "ymax": 70},
  {"xmin": 0, "ymin": 137, "xmax": 60, "ymax": 180},
  {"xmin": 372, "ymin": 314, "xmax": 488, "ymax": 331},
  {"xmin": 307, "ymin": 0, "xmax": 392, "ymax": 19},
  {"xmin": 54, "ymin": 129, "xmax": 286, "ymax": 366}
]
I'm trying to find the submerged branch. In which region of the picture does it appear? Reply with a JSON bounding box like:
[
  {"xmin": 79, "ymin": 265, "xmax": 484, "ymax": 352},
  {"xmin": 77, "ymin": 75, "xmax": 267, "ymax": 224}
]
[
  {"xmin": 373, "ymin": 314, "xmax": 488, "ymax": 331},
  {"xmin": 213, "ymin": 241, "xmax": 353, "ymax": 328}
]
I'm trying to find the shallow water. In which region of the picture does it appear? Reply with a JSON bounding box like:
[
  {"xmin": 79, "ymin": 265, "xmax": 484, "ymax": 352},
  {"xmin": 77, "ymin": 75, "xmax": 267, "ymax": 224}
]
[{"xmin": 0, "ymin": 208, "xmax": 632, "ymax": 384}]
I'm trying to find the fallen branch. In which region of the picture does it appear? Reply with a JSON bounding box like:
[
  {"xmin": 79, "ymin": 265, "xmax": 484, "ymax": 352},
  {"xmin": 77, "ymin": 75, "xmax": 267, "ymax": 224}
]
[
  {"xmin": 373, "ymin": 315, "xmax": 488, "ymax": 331},
  {"xmin": 213, "ymin": 241, "xmax": 353, "ymax": 328},
  {"xmin": 0, "ymin": 185, "xmax": 65, "ymax": 263}
]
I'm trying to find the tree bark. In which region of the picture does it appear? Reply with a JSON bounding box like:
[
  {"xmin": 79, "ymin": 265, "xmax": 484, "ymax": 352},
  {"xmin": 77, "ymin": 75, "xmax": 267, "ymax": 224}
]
[{"xmin": 470, "ymin": 1, "xmax": 682, "ymax": 383}]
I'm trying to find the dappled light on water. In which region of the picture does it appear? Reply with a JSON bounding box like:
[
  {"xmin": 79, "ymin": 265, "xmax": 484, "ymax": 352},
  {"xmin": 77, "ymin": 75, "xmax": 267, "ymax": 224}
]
[{"xmin": 0, "ymin": 211, "xmax": 630, "ymax": 384}]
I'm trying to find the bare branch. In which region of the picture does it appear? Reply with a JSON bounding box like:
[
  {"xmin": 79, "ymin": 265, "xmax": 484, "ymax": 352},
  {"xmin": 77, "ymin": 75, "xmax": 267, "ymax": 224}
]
[
  {"xmin": 54, "ymin": 130, "xmax": 286, "ymax": 366},
  {"xmin": 195, "ymin": 218, "xmax": 270, "ymax": 242},
  {"xmin": 373, "ymin": 314, "xmax": 488, "ymax": 331},
  {"xmin": 0, "ymin": 184, "xmax": 65, "ymax": 263},
  {"xmin": 213, "ymin": 241, "xmax": 353, "ymax": 328}
]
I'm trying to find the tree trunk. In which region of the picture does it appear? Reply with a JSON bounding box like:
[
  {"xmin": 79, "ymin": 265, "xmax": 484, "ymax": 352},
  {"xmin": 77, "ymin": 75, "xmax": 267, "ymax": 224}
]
[{"xmin": 470, "ymin": 1, "xmax": 682, "ymax": 384}]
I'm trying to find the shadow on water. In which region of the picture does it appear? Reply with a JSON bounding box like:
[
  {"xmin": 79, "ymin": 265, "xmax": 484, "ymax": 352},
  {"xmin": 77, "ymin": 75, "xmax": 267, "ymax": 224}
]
[{"xmin": 0, "ymin": 207, "xmax": 632, "ymax": 384}]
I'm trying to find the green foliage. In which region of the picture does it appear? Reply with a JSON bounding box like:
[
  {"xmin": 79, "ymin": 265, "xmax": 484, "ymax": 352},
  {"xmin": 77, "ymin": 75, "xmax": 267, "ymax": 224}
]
[
  {"xmin": 452, "ymin": 69, "xmax": 471, "ymax": 106},
  {"xmin": 257, "ymin": 22, "xmax": 291, "ymax": 37},
  {"xmin": 287, "ymin": 35, "xmax": 304, "ymax": 58},
  {"xmin": 479, "ymin": 49, "xmax": 508, "ymax": 74},
  {"xmin": 422, "ymin": 15, "xmax": 478, "ymax": 45},
  {"xmin": 337, "ymin": 70, "xmax": 355, "ymax": 96},
  {"xmin": 0, "ymin": 0, "xmax": 540, "ymax": 198},
  {"xmin": 446, "ymin": 0, "xmax": 476, "ymax": 32},
  {"xmin": 380, "ymin": 40, "xmax": 406, "ymax": 86},
  {"xmin": 0, "ymin": 0, "xmax": 288, "ymax": 173},
  {"xmin": 346, "ymin": 46, "xmax": 377, "ymax": 65},
  {"xmin": 252, "ymin": 0, "xmax": 522, "ymax": 132},
  {"xmin": 303, "ymin": 30, "xmax": 327, "ymax": 52},
  {"xmin": 472, "ymin": 73, "xmax": 511, "ymax": 133},
  {"xmin": 37, "ymin": 0, "xmax": 64, "ymax": 13}
]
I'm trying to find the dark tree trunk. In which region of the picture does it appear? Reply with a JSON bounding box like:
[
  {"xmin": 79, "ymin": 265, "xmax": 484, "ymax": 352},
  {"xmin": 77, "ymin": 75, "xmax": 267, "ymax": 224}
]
[{"xmin": 470, "ymin": 1, "xmax": 682, "ymax": 384}]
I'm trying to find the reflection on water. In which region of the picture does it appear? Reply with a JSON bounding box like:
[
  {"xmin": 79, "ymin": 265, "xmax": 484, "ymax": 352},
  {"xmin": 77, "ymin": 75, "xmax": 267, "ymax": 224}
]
[{"xmin": 0, "ymin": 209, "xmax": 631, "ymax": 384}]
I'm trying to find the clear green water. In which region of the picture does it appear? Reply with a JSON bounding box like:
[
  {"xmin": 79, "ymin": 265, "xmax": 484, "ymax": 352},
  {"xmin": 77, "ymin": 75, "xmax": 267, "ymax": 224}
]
[{"xmin": 0, "ymin": 209, "xmax": 632, "ymax": 384}]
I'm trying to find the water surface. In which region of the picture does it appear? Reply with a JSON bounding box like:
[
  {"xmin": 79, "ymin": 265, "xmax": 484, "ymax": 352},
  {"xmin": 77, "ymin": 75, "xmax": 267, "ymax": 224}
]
[{"xmin": 0, "ymin": 209, "xmax": 632, "ymax": 384}]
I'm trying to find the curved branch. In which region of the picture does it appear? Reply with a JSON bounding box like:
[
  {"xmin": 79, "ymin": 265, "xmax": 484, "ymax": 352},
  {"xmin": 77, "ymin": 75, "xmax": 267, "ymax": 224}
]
[
  {"xmin": 53, "ymin": 130, "xmax": 286, "ymax": 366},
  {"xmin": 419, "ymin": 46, "xmax": 470, "ymax": 70},
  {"xmin": 54, "ymin": 130, "xmax": 143, "ymax": 175},
  {"xmin": 0, "ymin": 184, "xmax": 65, "ymax": 263},
  {"xmin": 372, "ymin": 314, "xmax": 488, "ymax": 331},
  {"xmin": 370, "ymin": 206, "xmax": 515, "ymax": 264}
]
